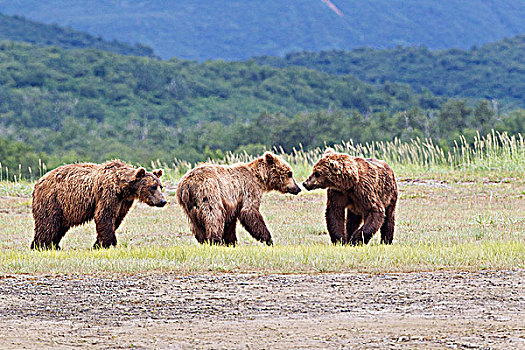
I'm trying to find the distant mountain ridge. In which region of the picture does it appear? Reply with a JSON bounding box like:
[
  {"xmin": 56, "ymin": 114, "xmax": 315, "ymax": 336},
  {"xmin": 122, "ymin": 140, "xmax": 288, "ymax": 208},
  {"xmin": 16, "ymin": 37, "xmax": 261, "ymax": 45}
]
[
  {"xmin": 0, "ymin": 0, "xmax": 524, "ymax": 60},
  {"xmin": 0, "ymin": 12, "xmax": 156, "ymax": 57},
  {"xmin": 255, "ymin": 35, "xmax": 525, "ymax": 109}
]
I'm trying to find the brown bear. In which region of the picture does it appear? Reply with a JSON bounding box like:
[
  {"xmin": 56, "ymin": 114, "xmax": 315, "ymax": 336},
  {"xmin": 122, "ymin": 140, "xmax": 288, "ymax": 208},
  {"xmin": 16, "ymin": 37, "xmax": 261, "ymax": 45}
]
[
  {"xmin": 176, "ymin": 152, "xmax": 301, "ymax": 246},
  {"xmin": 303, "ymin": 148, "xmax": 397, "ymax": 245},
  {"xmin": 31, "ymin": 160, "xmax": 166, "ymax": 250}
]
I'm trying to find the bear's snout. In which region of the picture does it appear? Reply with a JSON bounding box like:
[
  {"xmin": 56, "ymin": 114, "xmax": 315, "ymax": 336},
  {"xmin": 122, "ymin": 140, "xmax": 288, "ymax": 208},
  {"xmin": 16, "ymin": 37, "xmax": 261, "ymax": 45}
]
[
  {"xmin": 302, "ymin": 181, "xmax": 314, "ymax": 191},
  {"xmin": 288, "ymin": 185, "xmax": 302, "ymax": 195},
  {"xmin": 156, "ymin": 198, "xmax": 168, "ymax": 207}
]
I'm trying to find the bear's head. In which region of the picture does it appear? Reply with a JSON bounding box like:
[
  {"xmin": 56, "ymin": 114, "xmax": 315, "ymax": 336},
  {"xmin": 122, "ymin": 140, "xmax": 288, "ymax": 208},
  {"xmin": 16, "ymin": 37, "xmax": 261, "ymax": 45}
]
[
  {"xmin": 303, "ymin": 148, "xmax": 359, "ymax": 191},
  {"xmin": 129, "ymin": 168, "xmax": 167, "ymax": 207},
  {"xmin": 263, "ymin": 152, "xmax": 301, "ymax": 195}
]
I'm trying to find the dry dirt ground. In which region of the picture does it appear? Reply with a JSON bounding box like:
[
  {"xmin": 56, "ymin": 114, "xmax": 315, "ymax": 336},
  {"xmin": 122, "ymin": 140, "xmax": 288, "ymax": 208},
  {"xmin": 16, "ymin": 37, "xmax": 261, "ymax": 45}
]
[{"xmin": 0, "ymin": 270, "xmax": 524, "ymax": 349}]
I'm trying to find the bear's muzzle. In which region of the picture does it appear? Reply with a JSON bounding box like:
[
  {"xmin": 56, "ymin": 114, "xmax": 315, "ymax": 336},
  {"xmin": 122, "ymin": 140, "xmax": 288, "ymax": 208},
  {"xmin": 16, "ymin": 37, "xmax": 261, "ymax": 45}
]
[
  {"xmin": 302, "ymin": 180, "xmax": 315, "ymax": 191},
  {"xmin": 288, "ymin": 186, "xmax": 302, "ymax": 195}
]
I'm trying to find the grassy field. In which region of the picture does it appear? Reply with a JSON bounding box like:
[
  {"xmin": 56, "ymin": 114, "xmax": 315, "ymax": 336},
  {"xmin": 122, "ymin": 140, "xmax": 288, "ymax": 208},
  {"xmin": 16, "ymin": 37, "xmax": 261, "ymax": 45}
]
[{"xmin": 0, "ymin": 132, "xmax": 524, "ymax": 274}]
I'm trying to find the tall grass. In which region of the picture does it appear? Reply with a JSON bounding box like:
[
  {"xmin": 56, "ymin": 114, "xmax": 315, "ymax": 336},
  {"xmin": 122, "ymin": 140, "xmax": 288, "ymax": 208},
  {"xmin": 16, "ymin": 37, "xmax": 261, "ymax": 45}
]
[
  {"xmin": 164, "ymin": 130, "xmax": 525, "ymax": 181},
  {"xmin": 1, "ymin": 130, "xmax": 524, "ymax": 190}
]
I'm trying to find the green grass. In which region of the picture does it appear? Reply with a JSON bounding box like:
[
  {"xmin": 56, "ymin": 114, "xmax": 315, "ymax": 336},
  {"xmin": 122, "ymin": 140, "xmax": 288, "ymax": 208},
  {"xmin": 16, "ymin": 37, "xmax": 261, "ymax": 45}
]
[
  {"xmin": 1, "ymin": 242, "xmax": 522, "ymax": 274},
  {"xmin": 0, "ymin": 182, "xmax": 523, "ymax": 274},
  {"xmin": 1, "ymin": 131, "xmax": 524, "ymax": 274}
]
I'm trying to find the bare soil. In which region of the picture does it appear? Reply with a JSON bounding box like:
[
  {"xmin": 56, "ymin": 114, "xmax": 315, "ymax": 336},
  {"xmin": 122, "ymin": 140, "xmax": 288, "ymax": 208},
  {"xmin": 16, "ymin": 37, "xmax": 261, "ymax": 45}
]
[{"xmin": 1, "ymin": 270, "xmax": 524, "ymax": 349}]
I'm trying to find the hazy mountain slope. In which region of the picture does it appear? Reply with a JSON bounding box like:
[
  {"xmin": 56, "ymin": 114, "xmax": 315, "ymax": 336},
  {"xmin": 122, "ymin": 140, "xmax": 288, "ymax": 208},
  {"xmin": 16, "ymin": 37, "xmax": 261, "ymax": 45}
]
[
  {"xmin": 0, "ymin": 0, "xmax": 524, "ymax": 60},
  {"xmin": 255, "ymin": 35, "xmax": 525, "ymax": 109},
  {"xmin": 0, "ymin": 12, "xmax": 155, "ymax": 57}
]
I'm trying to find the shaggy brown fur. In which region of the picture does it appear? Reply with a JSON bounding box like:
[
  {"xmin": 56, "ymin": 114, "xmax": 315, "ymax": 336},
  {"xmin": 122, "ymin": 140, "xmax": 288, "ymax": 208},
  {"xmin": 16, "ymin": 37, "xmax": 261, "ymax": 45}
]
[
  {"xmin": 31, "ymin": 160, "xmax": 166, "ymax": 250},
  {"xmin": 177, "ymin": 152, "xmax": 301, "ymax": 246},
  {"xmin": 303, "ymin": 148, "xmax": 397, "ymax": 245}
]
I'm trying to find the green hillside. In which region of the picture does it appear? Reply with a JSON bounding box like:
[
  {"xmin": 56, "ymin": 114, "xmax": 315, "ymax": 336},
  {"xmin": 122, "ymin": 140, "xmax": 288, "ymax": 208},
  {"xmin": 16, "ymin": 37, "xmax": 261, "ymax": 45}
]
[
  {"xmin": 255, "ymin": 35, "xmax": 525, "ymax": 109},
  {"xmin": 0, "ymin": 41, "xmax": 432, "ymax": 162},
  {"xmin": 0, "ymin": 12, "xmax": 155, "ymax": 57},
  {"xmin": 0, "ymin": 42, "xmax": 523, "ymax": 175},
  {"xmin": 0, "ymin": 0, "xmax": 524, "ymax": 60}
]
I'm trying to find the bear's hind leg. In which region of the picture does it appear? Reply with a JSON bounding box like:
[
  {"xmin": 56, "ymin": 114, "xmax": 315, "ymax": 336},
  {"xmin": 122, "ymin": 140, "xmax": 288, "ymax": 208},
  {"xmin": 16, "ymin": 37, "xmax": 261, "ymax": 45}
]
[
  {"xmin": 187, "ymin": 207, "xmax": 207, "ymax": 244},
  {"xmin": 223, "ymin": 218, "xmax": 237, "ymax": 246},
  {"xmin": 191, "ymin": 222, "xmax": 207, "ymax": 244},
  {"xmin": 191, "ymin": 224, "xmax": 207, "ymax": 244},
  {"xmin": 199, "ymin": 203, "xmax": 225, "ymax": 245},
  {"xmin": 380, "ymin": 203, "xmax": 396, "ymax": 244},
  {"xmin": 203, "ymin": 215, "xmax": 225, "ymax": 245},
  {"xmin": 31, "ymin": 228, "xmax": 54, "ymax": 250},
  {"xmin": 31, "ymin": 217, "xmax": 64, "ymax": 250}
]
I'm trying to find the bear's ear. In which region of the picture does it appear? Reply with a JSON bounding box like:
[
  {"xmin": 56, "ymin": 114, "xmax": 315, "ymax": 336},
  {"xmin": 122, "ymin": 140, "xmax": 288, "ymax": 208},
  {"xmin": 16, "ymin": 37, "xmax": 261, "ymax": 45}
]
[
  {"xmin": 323, "ymin": 148, "xmax": 335, "ymax": 157},
  {"xmin": 153, "ymin": 169, "xmax": 163, "ymax": 178},
  {"xmin": 134, "ymin": 167, "xmax": 146, "ymax": 179},
  {"xmin": 264, "ymin": 152, "xmax": 275, "ymax": 165},
  {"xmin": 328, "ymin": 159, "xmax": 342, "ymax": 175}
]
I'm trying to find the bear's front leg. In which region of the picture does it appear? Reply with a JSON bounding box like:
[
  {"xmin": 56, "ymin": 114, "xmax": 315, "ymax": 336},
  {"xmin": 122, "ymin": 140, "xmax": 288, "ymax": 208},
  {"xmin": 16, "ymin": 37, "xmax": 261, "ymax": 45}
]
[
  {"xmin": 325, "ymin": 189, "xmax": 347, "ymax": 244},
  {"xmin": 349, "ymin": 210, "xmax": 385, "ymax": 245},
  {"xmin": 94, "ymin": 206, "xmax": 118, "ymax": 248},
  {"xmin": 114, "ymin": 200, "xmax": 134, "ymax": 232},
  {"xmin": 345, "ymin": 210, "xmax": 363, "ymax": 244},
  {"xmin": 239, "ymin": 209, "xmax": 273, "ymax": 245}
]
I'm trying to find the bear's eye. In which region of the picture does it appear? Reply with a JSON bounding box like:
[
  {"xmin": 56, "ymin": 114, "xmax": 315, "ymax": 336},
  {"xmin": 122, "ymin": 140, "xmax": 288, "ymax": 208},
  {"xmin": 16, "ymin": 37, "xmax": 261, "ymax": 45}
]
[
  {"xmin": 150, "ymin": 185, "xmax": 157, "ymax": 191},
  {"xmin": 313, "ymin": 171, "xmax": 320, "ymax": 177},
  {"xmin": 287, "ymin": 171, "xmax": 293, "ymax": 178}
]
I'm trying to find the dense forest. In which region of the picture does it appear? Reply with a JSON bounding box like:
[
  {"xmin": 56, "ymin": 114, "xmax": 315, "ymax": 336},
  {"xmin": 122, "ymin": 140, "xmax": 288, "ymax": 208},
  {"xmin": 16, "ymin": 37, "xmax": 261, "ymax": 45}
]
[
  {"xmin": 1, "ymin": 0, "xmax": 524, "ymax": 60},
  {"xmin": 255, "ymin": 35, "xmax": 525, "ymax": 109},
  {"xmin": 0, "ymin": 12, "xmax": 155, "ymax": 57},
  {"xmin": 1, "ymin": 41, "xmax": 524, "ymax": 177}
]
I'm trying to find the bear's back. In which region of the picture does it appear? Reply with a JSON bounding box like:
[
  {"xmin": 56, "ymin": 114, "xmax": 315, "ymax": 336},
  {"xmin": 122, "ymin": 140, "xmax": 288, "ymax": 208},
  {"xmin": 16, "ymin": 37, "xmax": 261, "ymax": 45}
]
[
  {"xmin": 360, "ymin": 157, "xmax": 397, "ymax": 206},
  {"xmin": 177, "ymin": 163, "xmax": 259, "ymax": 210},
  {"xmin": 35, "ymin": 163, "xmax": 99, "ymax": 191},
  {"xmin": 182, "ymin": 163, "xmax": 254, "ymax": 184}
]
